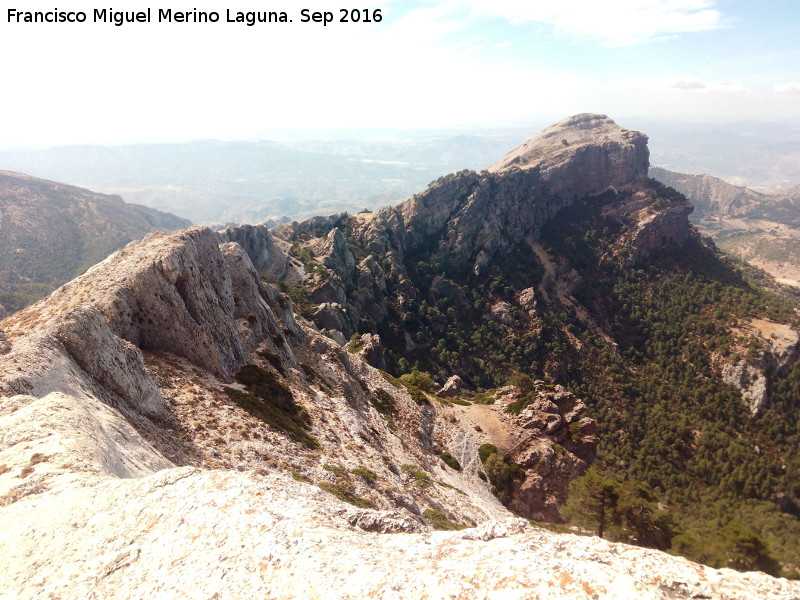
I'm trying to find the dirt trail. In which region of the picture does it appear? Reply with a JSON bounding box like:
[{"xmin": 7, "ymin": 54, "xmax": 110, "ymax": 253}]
[{"xmin": 453, "ymin": 403, "xmax": 517, "ymax": 452}]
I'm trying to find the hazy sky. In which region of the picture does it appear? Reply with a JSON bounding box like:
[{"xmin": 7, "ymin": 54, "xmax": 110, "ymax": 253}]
[{"xmin": 2, "ymin": 0, "xmax": 799, "ymax": 147}]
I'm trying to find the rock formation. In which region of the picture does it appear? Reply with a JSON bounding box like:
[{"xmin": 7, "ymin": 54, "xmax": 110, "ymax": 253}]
[{"xmin": 1, "ymin": 117, "xmax": 798, "ymax": 598}]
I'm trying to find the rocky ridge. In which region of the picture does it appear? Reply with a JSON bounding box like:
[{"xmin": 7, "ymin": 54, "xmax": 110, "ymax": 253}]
[
  {"xmin": 1, "ymin": 117, "xmax": 799, "ymax": 597},
  {"xmin": 270, "ymin": 115, "xmax": 691, "ymax": 349},
  {"xmin": 652, "ymin": 166, "xmax": 800, "ymax": 286}
]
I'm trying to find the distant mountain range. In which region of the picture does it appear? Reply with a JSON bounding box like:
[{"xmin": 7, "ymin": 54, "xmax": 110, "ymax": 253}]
[
  {"xmin": 652, "ymin": 166, "xmax": 800, "ymax": 287},
  {"xmin": 0, "ymin": 170, "xmax": 190, "ymax": 314},
  {"xmin": 1, "ymin": 118, "xmax": 797, "ymax": 225}
]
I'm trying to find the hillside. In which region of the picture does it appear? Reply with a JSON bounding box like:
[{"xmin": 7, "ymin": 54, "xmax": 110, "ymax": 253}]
[
  {"xmin": 274, "ymin": 115, "xmax": 800, "ymax": 575},
  {"xmin": 0, "ymin": 135, "xmax": 529, "ymax": 225},
  {"xmin": 0, "ymin": 116, "xmax": 798, "ymax": 597},
  {"xmin": 652, "ymin": 166, "xmax": 800, "ymax": 287},
  {"xmin": 0, "ymin": 170, "xmax": 190, "ymax": 314}
]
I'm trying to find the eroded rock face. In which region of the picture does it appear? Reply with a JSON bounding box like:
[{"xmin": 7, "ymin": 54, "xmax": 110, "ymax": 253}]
[
  {"xmin": 629, "ymin": 203, "xmax": 695, "ymax": 264},
  {"xmin": 438, "ymin": 375, "xmax": 466, "ymax": 398},
  {"xmin": 2, "ymin": 467, "xmax": 796, "ymax": 600},
  {"xmin": 720, "ymin": 319, "xmax": 800, "ymax": 416},
  {"xmin": 217, "ymin": 223, "xmax": 293, "ymax": 283},
  {"xmin": 271, "ymin": 114, "xmax": 665, "ymax": 348},
  {"xmin": 0, "ymin": 213, "xmax": 797, "ymax": 598},
  {"xmin": 489, "ymin": 113, "xmax": 650, "ymax": 190},
  {"xmin": 507, "ymin": 382, "xmax": 599, "ymax": 521}
]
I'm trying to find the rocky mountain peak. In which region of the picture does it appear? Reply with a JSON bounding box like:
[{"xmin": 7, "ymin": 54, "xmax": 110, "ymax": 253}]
[{"xmin": 489, "ymin": 113, "xmax": 648, "ymax": 174}]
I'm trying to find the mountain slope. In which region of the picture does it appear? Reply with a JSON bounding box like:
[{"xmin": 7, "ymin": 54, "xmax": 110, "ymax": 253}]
[
  {"xmin": 274, "ymin": 115, "xmax": 800, "ymax": 574},
  {"xmin": 0, "ymin": 170, "xmax": 190, "ymax": 313},
  {"xmin": 0, "ymin": 226, "xmax": 795, "ymax": 598},
  {"xmin": 1, "ymin": 116, "xmax": 799, "ymax": 595},
  {"xmin": 651, "ymin": 166, "xmax": 800, "ymax": 288}
]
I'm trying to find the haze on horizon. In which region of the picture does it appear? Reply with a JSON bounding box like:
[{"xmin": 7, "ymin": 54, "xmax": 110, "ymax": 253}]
[{"xmin": 2, "ymin": 0, "xmax": 799, "ymax": 149}]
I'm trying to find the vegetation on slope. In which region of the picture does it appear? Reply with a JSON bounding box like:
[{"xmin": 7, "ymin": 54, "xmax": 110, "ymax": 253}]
[
  {"xmin": 334, "ymin": 184, "xmax": 800, "ymax": 575},
  {"xmin": 0, "ymin": 171, "xmax": 189, "ymax": 313}
]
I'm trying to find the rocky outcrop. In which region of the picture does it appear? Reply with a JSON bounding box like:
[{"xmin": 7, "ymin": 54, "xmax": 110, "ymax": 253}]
[
  {"xmin": 438, "ymin": 375, "xmax": 466, "ymax": 398},
  {"xmin": 216, "ymin": 223, "xmax": 293, "ymax": 282},
  {"xmin": 651, "ymin": 167, "xmax": 765, "ymax": 218},
  {"xmin": 629, "ymin": 203, "xmax": 695, "ymax": 264},
  {"xmin": 365, "ymin": 114, "xmax": 649, "ymax": 278},
  {"xmin": 506, "ymin": 382, "xmax": 599, "ymax": 521},
  {"xmin": 490, "ymin": 113, "xmax": 650, "ymax": 188},
  {"xmin": 442, "ymin": 382, "xmax": 598, "ymax": 522},
  {"xmin": 3, "ymin": 228, "xmax": 262, "ymax": 378},
  {"xmin": 720, "ymin": 319, "xmax": 800, "ymax": 416},
  {"xmin": 2, "ymin": 466, "xmax": 796, "ymax": 600},
  {"xmin": 350, "ymin": 332, "xmax": 387, "ymax": 370},
  {"xmin": 267, "ymin": 114, "xmax": 663, "ymax": 349}
]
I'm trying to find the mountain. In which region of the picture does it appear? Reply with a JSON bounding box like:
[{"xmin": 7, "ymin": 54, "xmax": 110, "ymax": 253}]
[
  {"xmin": 1, "ymin": 116, "xmax": 799, "ymax": 597},
  {"xmin": 0, "ymin": 134, "xmax": 530, "ymax": 225},
  {"xmin": 0, "ymin": 170, "xmax": 191, "ymax": 314},
  {"xmin": 652, "ymin": 166, "xmax": 800, "ymax": 287},
  {"xmin": 4, "ymin": 119, "xmax": 796, "ymax": 227},
  {"xmin": 272, "ymin": 114, "xmax": 800, "ymax": 574}
]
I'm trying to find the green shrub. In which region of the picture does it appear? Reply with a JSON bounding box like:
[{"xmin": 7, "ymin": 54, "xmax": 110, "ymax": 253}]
[
  {"xmin": 406, "ymin": 386, "xmax": 430, "ymax": 406},
  {"xmin": 402, "ymin": 464, "xmax": 434, "ymax": 489},
  {"xmin": 370, "ymin": 388, "xmax": 398, "ymax": 417},
  {"xmin": 478, "ymin": 443, "xmax": 498, "ymax": 464},
  {"xmin": 224, "ymin": 364, "xmax": 318, "ymax": 449},
  {"xmin": 301, "ymin": 363, "xmax": 334, "ymax": 395},
  {"xmin": 423, "ymin": 509, "xmax": 464, "ymax": 531},
  {"xmin": 352, "ymin": 465, "xmax": 378, "ymax": 484},
  {"xmin": 483, "ymin": 453, "xmax": 523, "ymax": 503},
  {"xmin": 400, "ymin": 370, "xmax": 436, "ymax": 392},
  {"xmin": 257, "ymin": 350, "xmax": 285, "ymax": 375},
  {"xmin": 440, "ymin": 451, "xmax": 461, "ymax": 471},
  {"xmin": 318, "ymin": 482, "xmax": 372, "ymax": 508},
  {"xmin": 323, "ymin": 463, "xmax": 348, "ymax": 478},
  {"xmin": 472, "ymin": 392, "xmax": 496, "ymax": 405}
]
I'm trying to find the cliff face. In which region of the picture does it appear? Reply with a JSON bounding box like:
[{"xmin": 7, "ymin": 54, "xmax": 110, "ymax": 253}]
[{"xmin": 273, "ymin": 115, "xmax": 689, "ymax": 346}]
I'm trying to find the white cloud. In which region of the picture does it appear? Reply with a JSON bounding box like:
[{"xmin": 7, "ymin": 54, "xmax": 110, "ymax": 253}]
[
  {"xmin": 621, "ymin": 76, "xmax": 749, "ymax": 95},
  {"xmin": 775, "ymin": 82, "xmax": 800, "ymax": 95},
  {"xmin": 466, "ymin": 0, "xmax": 724, "ymax": 46}
]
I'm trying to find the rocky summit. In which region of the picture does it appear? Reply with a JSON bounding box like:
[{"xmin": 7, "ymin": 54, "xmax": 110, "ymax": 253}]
[{"xmin": 1, "ymin": 116, "xmax": 799, "ymax": 598}]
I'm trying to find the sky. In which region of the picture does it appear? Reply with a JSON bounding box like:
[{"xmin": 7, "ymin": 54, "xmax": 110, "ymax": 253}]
[{"xmin": 1, "ymin": 0, "xmax": 799, "ymax": 148}]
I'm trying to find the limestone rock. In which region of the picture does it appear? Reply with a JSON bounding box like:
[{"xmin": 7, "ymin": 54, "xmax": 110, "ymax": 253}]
[
  {"xmin": 519, "ymin": 287, "xmax": 538, "ymax": 317},
  {"xmin": 345, "ymin": 509, "xmax": 425, "ymax": 533},
  {"xmin": 313, "ymin": 302, "xmax": 353, "ymax": 339},
  {"xmin": 720, "ymin": 319, "xmax": 800, "ymax": 416},
  {"xmin": 351, "ymin": 332, "xmax": 387, "ymax": 370},
  {"xmin": 722, "ymin": 361, "xmax": 770, "ymax": 416},
  {"xmin": 629, "ymin": 203, "xmax": 695, "ymax": 265},
  {"xmin": 1, "ymin": 467, "xmax": 796, "ymax": 599},
  {"xmin": 0, "ymin": 329, "xmax": 9, "ymax": 355},
  {"xmin": 1, "ymin": 227, "xmax": 273, "ymax": 379},
  {"xmin": 217, "ymin": 223, "xmax": 293, "ymax": 282},
  {"xmin": 438, "ymin": 375, "xmax": 466, "ymax": 398},
  {"xmin": 490, "ymin": 113, "xmax": 650, "ymax": 194}
]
